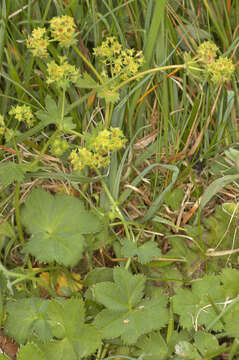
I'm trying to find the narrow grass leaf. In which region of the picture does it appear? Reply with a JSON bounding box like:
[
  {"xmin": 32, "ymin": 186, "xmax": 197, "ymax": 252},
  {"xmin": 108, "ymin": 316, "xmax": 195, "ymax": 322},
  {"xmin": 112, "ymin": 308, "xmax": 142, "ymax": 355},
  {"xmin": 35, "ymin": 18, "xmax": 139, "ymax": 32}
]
[{"xmin": 199, "ymin": 174, "xmax": 239, "ymax": 212}]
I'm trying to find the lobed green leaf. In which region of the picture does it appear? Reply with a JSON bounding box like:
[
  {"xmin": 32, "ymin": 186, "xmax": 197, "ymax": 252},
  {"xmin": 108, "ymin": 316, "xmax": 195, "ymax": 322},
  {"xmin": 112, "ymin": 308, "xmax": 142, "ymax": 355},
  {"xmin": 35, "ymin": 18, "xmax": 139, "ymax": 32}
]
[{"xmin": 21, "ymin": 188, "xmax": 101, "ymax": 266}]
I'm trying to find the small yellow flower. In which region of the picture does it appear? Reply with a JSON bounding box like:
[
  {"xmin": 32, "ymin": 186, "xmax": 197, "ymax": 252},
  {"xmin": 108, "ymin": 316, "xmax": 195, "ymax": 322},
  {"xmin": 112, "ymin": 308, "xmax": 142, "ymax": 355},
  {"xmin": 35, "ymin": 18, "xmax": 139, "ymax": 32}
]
[
  {"xmin": 51, "ymin": 137, "xmax": 69, "ymax": 156},
  {"xmin": 207, "ymin": 56, "xmax": 235, "ymax": 84},
  {"xmin": 26, "ymin": 27, "xmax": 49, "ymax": 58},
  {"xmin": 31, "ymin": 27, "xmax": 47, "ymax": 40},
  {"xmin": 49, "ymin": 15, "xmax": 77, "ymax": 48},
  {"xmin": 9, "ymin": 105, "xmax": 35, "ymax": 127},
  {"xmin": 69, "ymin": 127, "xmax": 127, "ymax": 173},
  {"xmin": 93, "ymin": 37, "xmax": 144, "ymax": 83},
  {"xmin": 46, "ymin": 57, "xmax": 80, "ymax": 88},
  {"xmin": 197, "ymin": 41, "xmax": 219, "ymax": 64}
]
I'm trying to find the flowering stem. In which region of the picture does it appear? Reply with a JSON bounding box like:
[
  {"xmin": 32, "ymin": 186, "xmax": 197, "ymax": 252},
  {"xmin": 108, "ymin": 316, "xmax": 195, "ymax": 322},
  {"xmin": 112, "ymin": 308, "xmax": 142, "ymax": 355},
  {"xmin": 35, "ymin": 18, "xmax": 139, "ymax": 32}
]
[
  {"xmin": 27, "ymin": 129, "xmax": 60, "ymax": 171},
  {"xmin": 95, "ymin": 169, "xmax": 131, "ymax": 242},
  {"xmin": 113, "ymin": 64, "xmax": 188, "ymax": 92},
  {"xmin": 61, "ymin": 88, "xmax": 66, "ymax": 126},
  {"xmin": 105, "ymin": 103, "xmax": 110, "ymax": 128},
  {"xmin": 97, "ymin": 172, "xmax": 133, "ymax": 266},
  {"xmin": 72, "ymin": 44, "xmax": 104, "ymax": 84},
  {"xmin": 15, "ymin": 182, "xmax": 25, "ymax": 246},
  {"xmin": 12, "ymin": 139, "xmax": 25, "ymax": 246},
  {"xmin": 68, "ymin": 129, "xmax": 84, "ymax": 139}
]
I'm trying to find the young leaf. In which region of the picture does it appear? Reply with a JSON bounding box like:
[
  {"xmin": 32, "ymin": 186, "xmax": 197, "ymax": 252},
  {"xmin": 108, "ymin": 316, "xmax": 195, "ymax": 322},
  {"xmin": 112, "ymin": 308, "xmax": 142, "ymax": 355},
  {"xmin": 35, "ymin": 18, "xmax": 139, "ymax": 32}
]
[
  {"xmin": 35, "ymin": 95, "xmax": 61, "ymax": 124},
  {"xmin": 21, "ymin": 188, "xmax": 101, "ymax": 266},
  {"xmin": 5, "ymin": 298, "xmax": 51, "ymax": 344},
  {"xmin": 93, "ymin": 267, "xmax": 146, "ymax": 311},
  {"xmin": 175, "ymin": 341, "xmax": 201, "ymax": 359},
  {"xmin": 93, "ymin": 267, "xmax": 168, "ymax": 344},
  {"xmin": 0, "ymin": 221, "xmax": 16, "ymax": 242},
  {"xmin": 221, "ymin": 268, "xmax": 239, "ymax": 298},
  {"xmin": 76, "ymin": 72, "xmax": 98, "ymax": 89},
  {"xmin": 0, "ymin": 162, "xmax": 25, "ymax": 186},
  {"xmin": 194, "ymin": 331, "xmax": 221, "ymax": 357},
  {"xmin": 121, "ymin": 239, "xmax": 162, "ymax": 264},
  {"xmin": 136, "ymin": 332, "xmax": 168, "ymax": 360},
  {"xmin": 173, "ymin": 275, "xmax": 225, "ymax": 331},
  {"xmin": 35, "ymin": 95, "xmax": 75, "ymax": 131},
  {"xmin": 224, "ymin": 302, "xmax": 239, "ymax": 338},
  {"xmin": 83, "ymin": 267, "xmax": 113, "ymax": 287}
]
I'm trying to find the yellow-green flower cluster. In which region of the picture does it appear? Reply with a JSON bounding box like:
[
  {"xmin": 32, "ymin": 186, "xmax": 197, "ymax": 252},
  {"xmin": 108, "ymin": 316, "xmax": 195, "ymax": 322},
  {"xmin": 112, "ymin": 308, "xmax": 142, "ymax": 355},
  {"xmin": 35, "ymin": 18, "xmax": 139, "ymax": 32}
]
[
  {"xmin": 197, "ymin": 41, "xmax": 219, "ymax": 64},
  {"xmin": 26, "ymin": 27, "xmax": 49, "ymax": 58},
  {"xmin": 26, "ymin": 16, "xmax": 77, "ymax": 58},
  {"xmin": 49, "ymin": 15, "xmax": 78, "ymax": 48},
  {"xmin": 97, "ymin": 87, "xmax": 120, "ymax": 104},
  {"xmin": 69, "ymin": 127, "xmax": 127, "ymax": 172},
  {"xmin": 207, "ymin": 57, "xmax": 235, "ymax": 84},
  {"xmin": 196, "ymin": 41, "xmax": 235, "ymax": 84},
  {"xmin": 50, "ymin": 137, "xmax": 69, "ymax": 156},
  {"xmin": 5, "ymin": 128, "xmax": 20, "ymax": 142},
  {"xmin": 93, "ymin": 37, "xmax": 144, "ymax": 80},
  {"xmin": 87, "ymin": 127, "xmax": 127, "ymax": 153},
  {"xmin": 9, "ymin": 105, "xmax": 35, "ymax": 127},
  {"xmin": 46, "ymin": 56, "xmax": 80, "ymax": 89},
  {"xmin": 70, "ymin": 148, "xmax": 110, "ymax": 172}
]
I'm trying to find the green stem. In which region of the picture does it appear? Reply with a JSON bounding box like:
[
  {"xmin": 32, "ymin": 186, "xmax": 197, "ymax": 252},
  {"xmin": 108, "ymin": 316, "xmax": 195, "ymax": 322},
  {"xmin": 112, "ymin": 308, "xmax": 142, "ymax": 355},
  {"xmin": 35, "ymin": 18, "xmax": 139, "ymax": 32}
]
[
  {"xmin": 113, "ymin": 63, "xmax": 188, "ymax": 92},
  {"xmin": 0, "ymin": 264, "xmax": 57, "ymax": 279},
  {"xmin": 96, "ymin": 170, "xmax": 133, "ymax": 270},
  {"xmin": 72, "ymin": 44, "xmax": 104, "ymax": 84},
  {"xmin": 61, "ymin": 88, "xmax": 66, "ymax": 126},
  {"xmin": 12, "ymin": 138, "xmax": 25, "ymax": 246},
  {"xmin": 96, "ymin": 169, "xmax": 131, "ymax": 241},
  {"xmin": 15, "ymin": 182, "xmax": 25, "ymax": 246},
  {"xmin": 68, "ymin": 129, "xmax": 84, "ymax": 138},
  {"xmin": 27, "ymin": 129, "xmax": 60, "ymax": 171},
  {"xmin": 99, "ymin": 343, "xmax": 110, "ymax": 360},
  {"xmin": 11, "ymin": 276, "xmax": 56, "ymax": 297},
  {"xmin": 104, "ymin": 102, "xmax": 110, "ymax": 127},
  {"xmin": 95, "ymin": 167, "xmax": 135, "ymax": 269}
]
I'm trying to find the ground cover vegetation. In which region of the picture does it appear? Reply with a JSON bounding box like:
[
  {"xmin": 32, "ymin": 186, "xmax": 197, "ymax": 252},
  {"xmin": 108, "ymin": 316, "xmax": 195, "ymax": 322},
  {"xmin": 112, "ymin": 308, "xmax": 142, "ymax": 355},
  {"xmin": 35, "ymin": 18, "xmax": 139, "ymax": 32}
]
[{"xmin": 0, "ymin": 0, "xmax": 239, "ymax": 359}]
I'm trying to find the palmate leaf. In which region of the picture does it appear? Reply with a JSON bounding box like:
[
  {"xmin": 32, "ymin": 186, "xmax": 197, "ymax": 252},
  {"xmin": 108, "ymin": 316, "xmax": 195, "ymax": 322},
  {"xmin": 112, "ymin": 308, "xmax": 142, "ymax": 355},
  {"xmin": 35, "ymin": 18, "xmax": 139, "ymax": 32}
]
[
  {"xmin": 173, "ymin": 275, "xmax": 225, "ymax": 331},
  {"xmin": 5, "ymin": 298, "xmax": 51, "ymax": 344},
  {"xmin": 18, "ymin": 344, "xmax": 47, "ymax": 360},
  {"xmin": 0, "ymin": 162, "xmax": 25, "ymax": 186},
  {"xmin": 38, "ymin": 298, "xmax": 101, "ymax": 360},
  {"xmin": 35, "ymin": 95, "xmax": 61, "ymax": 124},
  {"xmin": 221, "ymin": 268, "xmax": 239, "ymax": 298},
  {"xmin": 36, "ymin": 95, "xmax": 75, "ymax": 131},
  {"xmin": 136, "ymin": 332, "xmax": 168, "ymax": 360},
  {"xmin": 5, "ymin": 298, "xmax": 101, "ymax": 360},
  {"xmin": 194, "ymin": 331, "xmax": 221, "ymax": 357},
  {"xmin": 93, "ymin": 267, "xmax": 168, "ymax": 344},
  {"xmin": 175, "ymin": 341, "xmax": 201, "ymax": 359},
  {"xmin": 121, "ymin": 239, "xmax": 162, "ymax": 264},
  {"xmin": 21, "ymin": 188, "xmax": 101, "ymax": 266},
  {"xmin": 93, "ymin": 267, "xmax": 145, "ymax": 311},
  {"xmin": 223, "ymin": 301, "xmax": 239, "ymax": 338}
]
